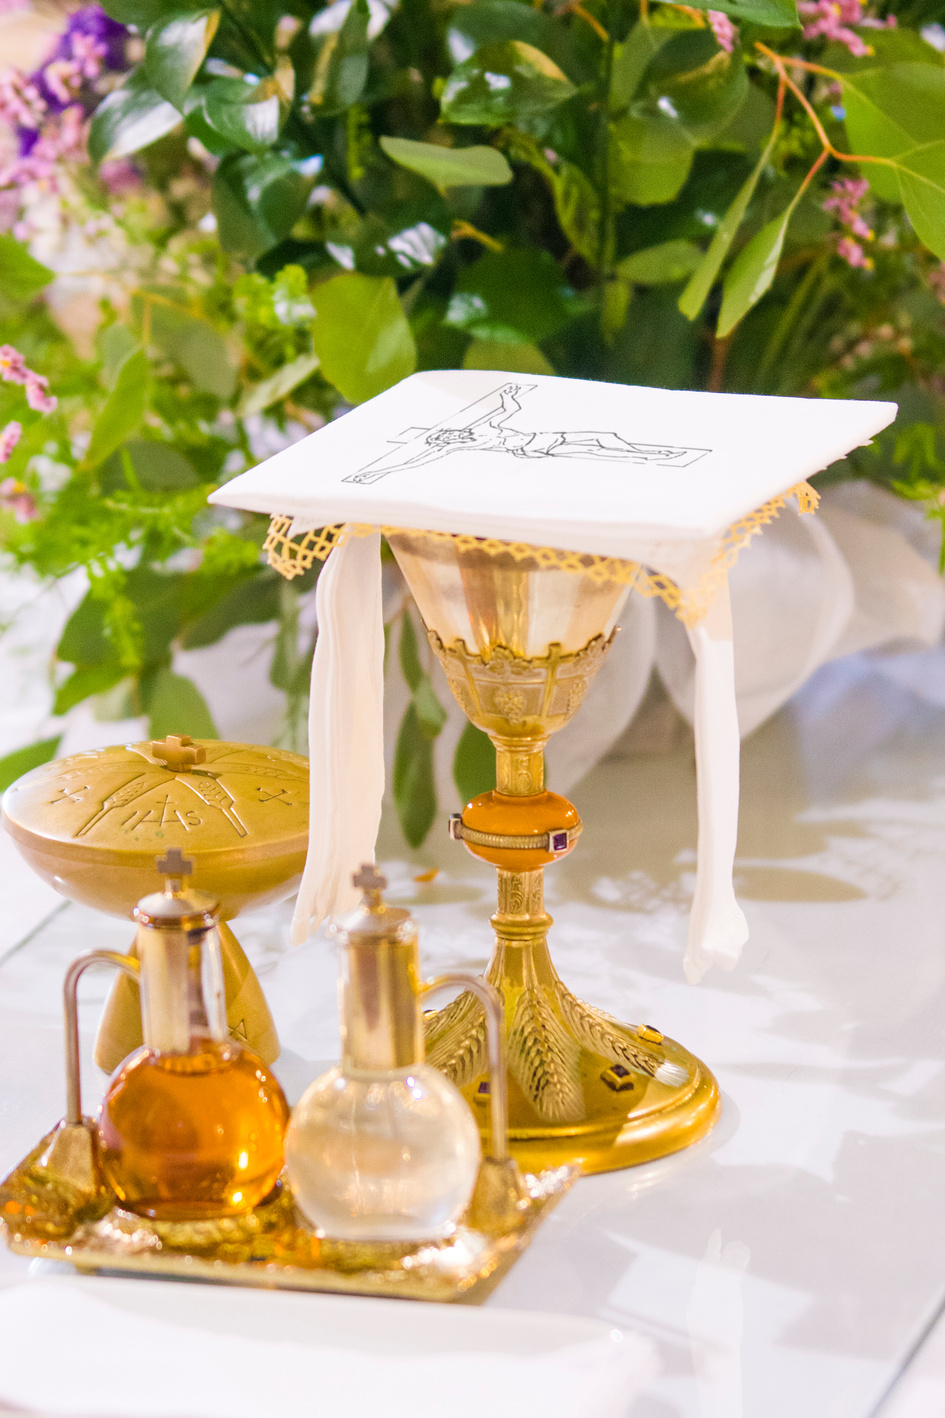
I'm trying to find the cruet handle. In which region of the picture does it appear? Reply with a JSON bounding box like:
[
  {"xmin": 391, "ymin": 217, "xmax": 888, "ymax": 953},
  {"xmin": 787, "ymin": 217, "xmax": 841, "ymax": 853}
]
[
  {"xmin": 63, "ymin": 951, "xmax": 141, "ymax": 1125},
  {"xmin": 419, "ymin": 972, "xmax": 508, "ymax": 1163}
]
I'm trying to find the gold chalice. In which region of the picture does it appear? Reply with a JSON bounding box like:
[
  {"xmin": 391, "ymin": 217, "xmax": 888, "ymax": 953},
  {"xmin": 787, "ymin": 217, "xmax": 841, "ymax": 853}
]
[
  {"xmin": 387, "ymin": 532, "xmax": 719, "ymax": 1175},
  {"xmin": 1, "ymin": 734, "xmax": 309, "ymax": 1071}
]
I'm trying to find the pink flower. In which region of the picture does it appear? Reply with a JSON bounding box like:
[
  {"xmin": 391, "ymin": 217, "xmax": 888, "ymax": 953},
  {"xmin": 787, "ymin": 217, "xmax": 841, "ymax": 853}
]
[
  {"xmin": 0, "ymin": 345, "xmax": 27, "ymax": 384},
  {"xmin": 708, "ymin": 10, "xmax": 737, "ymax": 52},
  {"xmin": 798, "ymin": 0, "xmax": 871, "ymax": 56},
  {"xmin": 0, "ymin": 420, "xmax": 21, "ymax": 462},
  {"xmin": 24, "ymin": 373, "xmax": 56, "ymax": 413},
  {"xmin": 837, "ymin": 236, "xmax": 872, "ymax": 268},
  {"xmin": 0, "ymin": 473, "xmax": 37, "ymax": 522},
  {"xmin": 99, "ymin": 157, "xmax": 140, "ymax": 194}
]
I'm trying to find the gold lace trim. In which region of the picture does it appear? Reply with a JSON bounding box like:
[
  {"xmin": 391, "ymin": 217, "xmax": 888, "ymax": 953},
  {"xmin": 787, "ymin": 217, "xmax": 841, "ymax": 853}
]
[{"xmin": 262, "ymin": 481, "xmax": 819, "ymax": 627}]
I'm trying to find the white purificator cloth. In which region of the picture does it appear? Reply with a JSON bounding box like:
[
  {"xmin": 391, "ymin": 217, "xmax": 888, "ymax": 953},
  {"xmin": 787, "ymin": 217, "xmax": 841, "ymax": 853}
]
[{"xmin": 210, "ymin": 370, "xmax": 898, "ymax": 980}]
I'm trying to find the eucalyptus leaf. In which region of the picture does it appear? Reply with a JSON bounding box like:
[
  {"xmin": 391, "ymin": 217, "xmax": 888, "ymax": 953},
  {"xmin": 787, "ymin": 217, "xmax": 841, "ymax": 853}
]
[
  {"xmin": 678, "ymin": 115, "xmax": 779, "ymax": 320},
  {"xmin": 88, "ymin": 67, "xmax": 182, "ymax": 163},
  {"xmin": 399, "ymin": 611, "xmax": 447, "ymax": 739},
  {"xmin": 441, "ymin": 41, "xmax": 576, "ymax": 127},
  {"xmin": 610, "ymin": 23, "xmax": 674, "ymax": 112},
  {"xmin": 453, "ymin": 720, "xmax": 495, "ymax": 804},
  {"xmin": 446, "ymin": 1, "xmax": 576, "ymax": 77},
  {"xmin": 380, "ymin": 137, "xmax": 512, "ymax": 188},
  {"xmin": 100, "ymin": 439, "xmax": 201, "ymax": 492},
  {"xmin": 311, "ymin": 272, "xmax": 416, "ymax": 403},
  {"xmin": 182, "ymin": 574, "xmax": 282, "ymax": 648},
  {"xmin": 84, "ymin": 350, "xmax": 149, "ymax": 468},
  {"xmin": 240, "ymin": 352, "xmax": 320, "ymax": 415},
  {"xmin": 146, "ymin": 297, "xmax": 237, "ymax": 399},
  {"xmin": 145, "ymin": 9, "xmax": 219, "ymax": 108},
  {"xmin": 0, "ymin": 235, "xmax": 53, "ymax": 298},
  {"xmin": 393, "ymin": 703, "xmax": 437, "ymax": 847},
  {"xmin": 619, "ymin": 239, "xmax": 702, "ymax": 284},
  {"xmin": 53, "ymin": 664, "xmax": 126, "ymax": 717},
  {"xmin": 0, "ymin": 737, "xmax": 62, "ymax": 794},
  {"xmin": 101, "ymin": 0, "xmax": 203, "ymax": 25},
  {"xmin": 144, "ymin": 668, "xmax": 218, "ymax": 739}
]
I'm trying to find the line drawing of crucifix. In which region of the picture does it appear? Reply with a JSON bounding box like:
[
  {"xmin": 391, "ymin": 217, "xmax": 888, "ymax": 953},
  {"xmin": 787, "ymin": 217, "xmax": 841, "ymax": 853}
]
[{"xmin": 343, "ymin": 382, "xmax": 711, "ymax": 485}]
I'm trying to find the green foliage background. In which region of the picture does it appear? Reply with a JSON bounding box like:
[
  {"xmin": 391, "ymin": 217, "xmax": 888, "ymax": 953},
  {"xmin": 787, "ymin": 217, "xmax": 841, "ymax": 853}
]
[{"xmin": 4, "ymin": 0, "xmax": 945, "ymax": 842}]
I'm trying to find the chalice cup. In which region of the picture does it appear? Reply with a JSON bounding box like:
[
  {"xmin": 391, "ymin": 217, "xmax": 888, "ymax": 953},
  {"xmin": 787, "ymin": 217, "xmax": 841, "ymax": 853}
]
[
  {"xmin": 388, "ymin": 532, "xmax": 720, "ymax": 1175},
  {"xmin": 1, "ymin": 735, "xmax": 310, "ymax": 1073}
]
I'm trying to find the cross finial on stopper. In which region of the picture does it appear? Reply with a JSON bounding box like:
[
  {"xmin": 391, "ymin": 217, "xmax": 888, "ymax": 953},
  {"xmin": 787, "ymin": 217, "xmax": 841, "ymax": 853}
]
[
  {"xmin": 156, "ymin": 846, "xmax": 193, "ymax": 892},
  {"xmin": 151, "ymin": 734, "xmax": 206, "ymax": 773},
  {"xmin": 353, "ymin": 862, "xmax": 387, "ymax": 895}
]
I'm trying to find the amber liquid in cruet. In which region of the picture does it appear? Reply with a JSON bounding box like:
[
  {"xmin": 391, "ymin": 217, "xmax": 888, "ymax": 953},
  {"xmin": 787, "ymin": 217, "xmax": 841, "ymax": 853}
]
[{"xmin": 97, "ymin": 1040, "xmax": 289, "ymax": 1221}]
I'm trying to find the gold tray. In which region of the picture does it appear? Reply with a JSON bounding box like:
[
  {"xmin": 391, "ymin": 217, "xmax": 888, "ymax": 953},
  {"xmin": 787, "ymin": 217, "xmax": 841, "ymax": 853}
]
[{"xmin": 1, "ymin": 1124, "xmax": 575, "ymax": 1303}]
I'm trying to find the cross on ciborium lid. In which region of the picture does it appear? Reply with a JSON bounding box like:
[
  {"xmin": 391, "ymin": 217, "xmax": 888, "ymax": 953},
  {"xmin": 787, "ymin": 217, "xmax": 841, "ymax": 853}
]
[{"xmin": 150, "ymin": 735, "xmax": 206, "ymax": 772}]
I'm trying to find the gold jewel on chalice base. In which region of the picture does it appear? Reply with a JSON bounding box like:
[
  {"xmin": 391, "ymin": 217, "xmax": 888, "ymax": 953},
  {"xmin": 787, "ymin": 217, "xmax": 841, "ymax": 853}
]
[
  {"xmin": 1, "ymin": 734, "xmax": 310, "ymax": 1069},
  {"xmin": 386, "ymin": 531, "xmax": 720, "ymax": 1175}
]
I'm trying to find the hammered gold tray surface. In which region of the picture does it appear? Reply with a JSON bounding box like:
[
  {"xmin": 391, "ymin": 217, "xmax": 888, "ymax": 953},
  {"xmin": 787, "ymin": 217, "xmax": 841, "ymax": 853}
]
[{"xmin": 1, "ymin": 1127, "xmax": 575, "ymax": 1304}]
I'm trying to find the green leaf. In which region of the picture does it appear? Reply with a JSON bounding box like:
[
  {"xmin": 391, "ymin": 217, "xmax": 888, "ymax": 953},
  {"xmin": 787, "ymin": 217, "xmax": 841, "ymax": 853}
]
[
  {"xmin": 446, "ymin": 1, "xmax": 578, "ymax": 79},
  {"xmin": 0, "ymin": 235, "xmax": 53, "ymax": 298},
  {"xmin": 239, "ymin": 352, "xmax": 320, "ymax": 415},
  {"xmin": 380, "ymin": 137, "xmax": 512, "ymax": 189},
  {"xmin": 88, "ymin": 67, "xmax": 182, "ymax": 163},
  {"xmin": 445, "ymin": 247, "xmax": 582, "ymax": 343},
  {"xmin": 53, "ymin": 663, "xmax": 127, "ymax": 717},
  {"xmin": 463, "ymin": 339, "xmax": 554, "ymax": 374},
  {"xmin": 552, "ymin": 161, "xmax": 602, "ymax": 263},
  {"xmin": 688, "ymin": 0, "xmax": 797, "ymax": 23},
  {"xmin": 678, "ymin": 115, "xmax": 779, "ymax": 320},
  {"xmin": 618, "ymin": 239, "xmax": 703, "ymax": 284},
  {"xmin": 100, "ymin": 439, "xmax": 201, "ymax": 493},
  {"xmin": 393, "ymin": 703, "xmax": 438, "ymax": 847},
  {"xmin": 399, "ymin": 611, "xmax": 447, "ymax": 740},
  {"xmin": 181, "ymin": 574, "xmax": 281, "ymax": 648},
  {"xmin": 639, "ymin": 30, "xmax": 748, "ymax": 140},
  {"xmin": 610, "ymin": 23, "xmax": 675, "ymax": 112},
  {"xmin": 202, "ymin": 75, "xmax": 284, "ymax": 154},
  {"xmin": 145, "ymin": 9, "xmax": 219, "ymax": 108},
  {"xmin": 717, "ymin": 190, "xmax": 803, "ymax": 337},
  {"xmin": 842, "ymin": 64, "xmax": 945, "ymax": 203},
  {"xmin": 307, "ymin": 0, "xmax": 370, "ymax": 115},
  {"xmin": 897, "ymin": 141, "xmax": 945, "ymax": 262},
  {"xmin": 143, "ymin": 668, "xmax": 218, "ymax": 739},
  {"xmin": 441, "ymin": 41, "xmax": 576, "ymax": 127},
  {"xmin": 0, "ymin": 736, "xmax": 62, "ymax": 794},
  {"xmin": 147, "ymin": 297, "xmax": 236, "ymax": 399},
  {"xmin": 101, "ymin": 0, "xmax": 200, "ymax": 25},
  {"xmin": 612, "ymin": 150, "xmax": 693, "ymax": 205},
  {"xmin": 452, "ymin": 720, "xmax": 496, "ymax": 804},
  {"xmin": 212, "ymin": 152, "xmax": 314, "ymax": 261},
  {"xmin": 311, "ymin": 273, "xmax": 416, "ymax": 404},
  {"xmin": 84, "ymin": 349, "xmax": 148, "ymax": 468}
]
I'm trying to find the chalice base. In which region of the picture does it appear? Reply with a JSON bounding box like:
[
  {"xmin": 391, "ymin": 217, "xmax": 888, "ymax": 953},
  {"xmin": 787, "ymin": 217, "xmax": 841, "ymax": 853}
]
[
  {"xmin": 425, "ymin": 902, "xmax": 719, "ymax": 1176},
  {"xmin": 93, "ymin": 922, "xmax": 280, "ymax": 1074}
]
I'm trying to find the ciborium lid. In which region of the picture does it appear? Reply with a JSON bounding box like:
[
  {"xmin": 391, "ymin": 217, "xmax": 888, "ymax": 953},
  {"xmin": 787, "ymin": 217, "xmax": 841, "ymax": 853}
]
[
  {"xmin": 1, "ymin": 735, "xmax": 309, "ymax": 921},
  {"xmin": 208, "ymin": 370, "xmax": 898, "ymax": 979}
]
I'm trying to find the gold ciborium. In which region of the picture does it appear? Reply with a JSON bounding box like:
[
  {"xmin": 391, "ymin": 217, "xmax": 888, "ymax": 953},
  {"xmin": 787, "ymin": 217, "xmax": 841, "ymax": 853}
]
[
  {"xmin": 387, "ymin": 532, "xmax": 720, "ymax": 1175},
  {"xmin": 1, "ymin": 735, "xmax": 309, "ymax": 1072}
]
